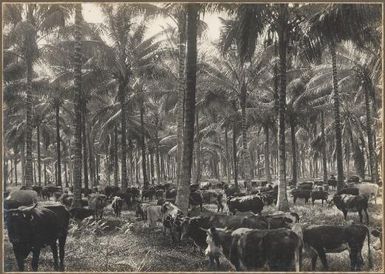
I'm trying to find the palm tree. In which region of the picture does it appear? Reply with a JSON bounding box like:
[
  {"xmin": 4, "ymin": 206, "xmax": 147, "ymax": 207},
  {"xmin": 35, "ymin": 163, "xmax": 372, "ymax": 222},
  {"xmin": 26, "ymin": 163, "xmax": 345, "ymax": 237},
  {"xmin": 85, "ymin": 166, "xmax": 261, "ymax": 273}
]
[
  {"xmin": 304, "ymin": 4, "xmax": 381, "ymax": 189},
  {"xmin": 3, "ymin": 4, "xmax": 71, "ymax": 187},
  {"xmin": 72, "ymin": 4, "xmax": 83, "ymax": 208},
  {"xmin": 176, "ymin": 3, "xmax": 199, "ymax": 214}
]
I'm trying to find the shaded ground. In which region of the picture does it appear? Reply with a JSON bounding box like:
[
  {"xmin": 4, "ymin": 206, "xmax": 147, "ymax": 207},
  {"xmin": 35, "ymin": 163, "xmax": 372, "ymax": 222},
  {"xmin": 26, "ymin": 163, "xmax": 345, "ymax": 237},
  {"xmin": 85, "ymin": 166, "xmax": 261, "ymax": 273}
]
[{"xmin": 3, "ymin": 191, "xmax": 383, "ymax": 272}]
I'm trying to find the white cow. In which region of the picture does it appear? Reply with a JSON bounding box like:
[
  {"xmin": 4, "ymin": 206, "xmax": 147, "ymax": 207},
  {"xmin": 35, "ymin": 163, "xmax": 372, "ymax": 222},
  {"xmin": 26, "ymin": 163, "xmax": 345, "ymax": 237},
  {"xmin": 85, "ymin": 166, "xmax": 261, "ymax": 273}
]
[{"xmin": 357, "ymin": 183, "xmax": 379, "ymax": 204}]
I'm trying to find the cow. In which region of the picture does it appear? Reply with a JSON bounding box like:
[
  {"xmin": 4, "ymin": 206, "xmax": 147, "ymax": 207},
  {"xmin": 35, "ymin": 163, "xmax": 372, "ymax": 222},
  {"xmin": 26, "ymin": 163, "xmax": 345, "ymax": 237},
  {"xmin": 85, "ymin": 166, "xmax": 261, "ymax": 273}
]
[
  {"xmin": 356, "ymin": 183, "xmax": 379, "ymax": 204},
  {"xmin": 227, "ymin": 195, "xmax": 264, "ymax": 215},
  {"xmin": 31, "ymin": 186, "xmax": 43, "ymax": 197},
  {"xmin": 337, "ymin": 187, "xmax": 359, "ymax": 196},
  {"xmin": 142, "ymin": 188, "xmax": 155, "ymax": 201},
  {"xmin": 42, "ymin": 185, "xmax": 62, "ymax": 200},
  {"xmin": 104, "ymin": 186, "xmax": 121, "ymax": 199},
  {"xmin": 310, "ymin": 190, "xmax": 328, "ymax": 206},
  {"xmin": 200, "ymin": 181, "xmax": 212, "ymax": 190},
  {"xmin": 5, "ymin": 190, "xmax": 38, "ymax": 208},
  {"xmin": 135, "ymin": 202, "xmax": 147, "ymax": 220},
  {"xmin": 5, "ymin": 204, "xmax": 70, "ymax": 271},
  {"xmin": 111, "ymin": 196, "xmax": 123, "ymax": 217},
  {"xmin": 161, "ymin": 202, "xmax": 184, "ymax": 242},
  {"xmin": 180, "ymin": 213, "xmax": 298, "ymax": 252},
  {"xmin": 332, "ymin": 194, "xmax": 369, "ymax": 224},
  {"xmin": 88, "ymin": 194, "xmax": 108, "ymax": 220},
  {"xmin": 204, "ymin": 227, "xmax": 301, "ymax": 271},
  {"xmin": 216, "ymin": 193, "xmax": 224, "ymax": 212},
  {"xmin": 291, "ymin": 189, "xmax": 311, "ymax": 204},
  {"xmin": 303, "ymin": 224, "xmax": 372, "ymax": 271},
  {"xmin": 189, "ymin": 191, "xmax": 203, "ymax": 211},
  {"xmin": 298, "ymin": 182, "xmax": 313, "ymax": 190},
  {"xmin": 69, "ymin": 207, "xmax": 94, "ymax": 220},
  {"xmin": 59, "ymin": 195, "xmax": 88, "ymax": 209},
  {"xmin": 224, "ymin": 185, "xmax": 238, "ymax": 197},
  {"xmin": 155, "ymin": 189, "xmax": 164, "ymax": 200},
  {"xmin": 146, "ymin": 205, "xmax": 163, "ymax": 228},
  {"xmin": 327, "ymin": 176, "xmax": 337, "ymax": 189},
  {"xmin": 347, "ymin": 175, "xmax": 361, "ymax": 184},
  {"xmin": 165, "ymin": 188, "xmax": 177, "ymax": 204}
]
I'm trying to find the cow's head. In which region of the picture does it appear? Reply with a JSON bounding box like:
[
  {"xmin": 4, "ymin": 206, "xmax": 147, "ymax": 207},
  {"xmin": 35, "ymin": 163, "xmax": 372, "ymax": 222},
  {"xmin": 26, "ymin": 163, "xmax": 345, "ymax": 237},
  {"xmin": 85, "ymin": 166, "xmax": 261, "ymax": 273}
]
[{"xmin": 5, "ymin": 204, "xmax": 37, "ymax": 244}]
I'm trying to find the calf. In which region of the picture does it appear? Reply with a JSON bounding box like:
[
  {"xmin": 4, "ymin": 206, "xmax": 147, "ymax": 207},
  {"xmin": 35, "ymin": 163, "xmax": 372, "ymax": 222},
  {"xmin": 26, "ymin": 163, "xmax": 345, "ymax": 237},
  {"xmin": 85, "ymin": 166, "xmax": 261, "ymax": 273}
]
[
  {"xmin": 135, "ymin": 202, "xmax": 147, "ymax": 220},
  {"xmin": 205, "ymin": 227, "xmax": 301, "ymax": 271},
  {"xmin": 146, "ymin": 205, "xmax": 163, "ymax": 228},
  {"xmin": 5, "ymin": 204, "xmax": 70, "ymax": 271},
  {"xmin": 303, "ymin": 224, "xmax": 372, "ymax": 271},
  {"xmin": 291, "ymin": 189, "xmax": 311, "ymax": 204},
  {"xmin": 161, "ymin": 202, "xmax": 184, "ymax": 242},
  {"xmin": 332, "ymin": 194, "xmax": 369, "ymax": 224},
  {"xmin": 111, "ymin": 196, "xmax": 123, "ymax": 217},
  {"xmin": 311, "ymin": 190, "xmax": 328, "ymax": 206},
  {"xmin": 88, "ymin": 194, "xmax": 108, "ymax": 219},
  {"xmin": 227, "ymin": 195, "xmax": 264, "ymax": 215}
]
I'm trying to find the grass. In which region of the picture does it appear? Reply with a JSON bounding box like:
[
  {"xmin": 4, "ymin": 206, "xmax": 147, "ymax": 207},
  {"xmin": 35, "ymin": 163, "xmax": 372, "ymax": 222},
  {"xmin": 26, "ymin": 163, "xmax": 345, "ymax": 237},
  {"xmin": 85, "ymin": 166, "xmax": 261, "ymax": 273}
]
[{"xmin": 3, "ymin": 192, "xmax": 384, "ymax": 272}]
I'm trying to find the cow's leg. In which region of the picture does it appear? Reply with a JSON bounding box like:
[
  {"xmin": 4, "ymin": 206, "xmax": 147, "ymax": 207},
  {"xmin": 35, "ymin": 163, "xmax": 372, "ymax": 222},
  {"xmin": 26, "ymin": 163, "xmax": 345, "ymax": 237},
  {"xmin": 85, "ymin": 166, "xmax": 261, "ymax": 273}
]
[
  {"xmin": 312, "ymin": 199, "xmax": 315, "ymax": 206},
  {"xmin": 214, "ymin": 256, "xmax": 220, "ymax": 269},
  {"xmin": 14, "ymin": 247, "xmax": 26, "ymax": 271},
  {"xmin": 59, "ymin": 237, "xmax": 66, "ymax": 271},
  {"xmin": 316, "ymin": 248, "xmax": 328, "ymax": 270},
  {"xmin": 31, "ymin": 248, "xmax": 41, "ymax": 271},
  {"xmin": 293, "ymin": 197, "xmax": 296, "ymax": 204},
  {"xmin": 349, "ymin": 248, "xmax": 360, "ymax": 271},
  {"xmin": 364, "ymin": 208, "xmax": 369, "ymax": 224},
  {"xmin": 51, "ymin": 242, "xmax": 59, "ymax": 271},
  {"xmin": 343, "ymin": 210, "xmax": 348, "ymax": 220},
  {"xmin": 358, "ymin": 210, "xmax": 363, "ymax": 223},
  {"xmin": 200, "ymin": 203, "xmax": 203, "ymax": 212}
]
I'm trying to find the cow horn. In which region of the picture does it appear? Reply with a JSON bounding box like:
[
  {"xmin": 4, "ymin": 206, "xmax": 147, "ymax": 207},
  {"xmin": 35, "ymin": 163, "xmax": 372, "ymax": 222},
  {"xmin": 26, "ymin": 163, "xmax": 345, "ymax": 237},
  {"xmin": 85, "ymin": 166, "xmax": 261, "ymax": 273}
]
[
  {"xmin": 199, "ymin": 227, "xmax": 209, "ymax": 233},
  {"xmin": 19, "ymin": 203, "xmax": 37, "ymax": 212}
]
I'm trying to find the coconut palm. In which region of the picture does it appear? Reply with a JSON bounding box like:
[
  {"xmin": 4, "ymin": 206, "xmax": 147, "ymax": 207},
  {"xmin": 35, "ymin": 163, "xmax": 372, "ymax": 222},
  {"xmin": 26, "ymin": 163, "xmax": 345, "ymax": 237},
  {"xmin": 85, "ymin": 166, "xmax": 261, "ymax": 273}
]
[{"xmin": 303, "ymin": 4, "xmax": 381, "ymax": 189}]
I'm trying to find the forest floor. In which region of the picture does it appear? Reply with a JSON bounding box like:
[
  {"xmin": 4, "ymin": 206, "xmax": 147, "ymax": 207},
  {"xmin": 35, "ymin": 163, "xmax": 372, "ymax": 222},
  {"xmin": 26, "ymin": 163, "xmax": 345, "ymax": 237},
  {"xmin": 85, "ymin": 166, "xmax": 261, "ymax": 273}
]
[{"xmin": 3, "ymin": 190, "xmax": 384, "ymax": 272}]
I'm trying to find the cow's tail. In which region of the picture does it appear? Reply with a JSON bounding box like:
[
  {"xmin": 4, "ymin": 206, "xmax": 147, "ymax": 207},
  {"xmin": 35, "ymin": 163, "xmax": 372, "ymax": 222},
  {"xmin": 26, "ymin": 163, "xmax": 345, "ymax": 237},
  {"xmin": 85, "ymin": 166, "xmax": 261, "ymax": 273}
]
[{"xmin": 366, "ymin": 225, "xmax": 373, "ymax": 269}]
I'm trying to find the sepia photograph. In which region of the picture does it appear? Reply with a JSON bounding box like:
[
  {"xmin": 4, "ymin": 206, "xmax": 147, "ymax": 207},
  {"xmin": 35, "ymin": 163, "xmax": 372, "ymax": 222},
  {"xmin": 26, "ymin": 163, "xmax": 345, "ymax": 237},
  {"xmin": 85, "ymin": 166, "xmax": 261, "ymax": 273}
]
[{"xmin": 2, "ymin": 2, "xmax": 384, "ymax": 272}]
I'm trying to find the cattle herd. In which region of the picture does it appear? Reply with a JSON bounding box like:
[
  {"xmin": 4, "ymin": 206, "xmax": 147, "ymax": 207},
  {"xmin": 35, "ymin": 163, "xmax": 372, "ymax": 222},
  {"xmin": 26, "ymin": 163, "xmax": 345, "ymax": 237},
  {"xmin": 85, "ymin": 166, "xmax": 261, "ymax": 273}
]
[{"xmin": 3, "ymin": 175, "xmax": 383, "ymax": 272}]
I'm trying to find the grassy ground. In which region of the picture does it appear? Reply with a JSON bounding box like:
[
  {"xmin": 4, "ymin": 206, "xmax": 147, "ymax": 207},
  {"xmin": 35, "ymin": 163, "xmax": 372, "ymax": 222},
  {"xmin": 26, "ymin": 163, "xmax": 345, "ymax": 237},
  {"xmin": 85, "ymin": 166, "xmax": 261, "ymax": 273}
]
[{"xmin": 3, "ymin": 192, "xmax": 383, "ymax": 272}]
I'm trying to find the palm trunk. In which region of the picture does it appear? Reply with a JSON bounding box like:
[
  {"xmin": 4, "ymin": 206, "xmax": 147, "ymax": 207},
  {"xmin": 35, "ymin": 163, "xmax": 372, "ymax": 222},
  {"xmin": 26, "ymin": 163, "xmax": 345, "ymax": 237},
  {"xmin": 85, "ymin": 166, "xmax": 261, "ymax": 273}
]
[
  {"xmin": 119, "ymin": 83, "xmax": 128, "ymax": 191},
  {"xmin": 232, "ymin": 123, "xmax": 238, "ymax": 188},
  {"xmin": 64, "ymin": 160, "xmax": 68, "ymax": 187},
  {"xmin": 14, "ymin": 157, "xmax": 18, "ymax": 186},
  {"xmin": 24, "ymin": 53, "xmax": 33, "ymax": 187},
  {"xmin": 264, "ymin": 124, "xmax": 272, "ymax": 183},
  {"xmin": 176, "ymin": 4, "xmax": 198, "ymax": 214},
  {"xmin": 290, "ymin": 118, "xmax": 298, "ymax": 186},
  {"xmin": 195, "ymin": 109, "xmax": 201, "ymax": 184},
  {"xmin": 321, "ymin": 112, "xmax": 328, "ymax": 183},
  {"xmin": 276, "ymin": 5, "xmax": 290, "ymax": 211},
  {"xmin": 21, "ymin": 138, "xmax": 25, "ymax": 186},
  {"xmin": 81, "ymin": 101, "xmax": 89, "ymax": 190},
  {"xmin": 55, "ymin": 104, "xmax": 62, "ymax": 186},
  {"xmin": 88, "ymin": 125, "xmax": 95, "ymax": 188},
  {"xmin": 155, "ymin": 141, "xmax": 161, "ymax": 184},
  {"xmin": 225, "ymin": 126, "xmax": 231, "ymax": 185},
  {"xmin": 114, "ymin": 126, "xmax": 119, "ymax": 186},
  {"xmin": 72, "ymin": 4, "xmax": 83, "ymax": 208},
  {"xmin": 176, "ymin": 11, "xmax": 186, "ymax": 187},
  {"xmin": 140, "ymin": 97, "xmax": 148, "ymax": 189},
  {"xmin": 330, "ymin": 42, "xmax": 344, "ymax": 190},
  {"xmin": 37, "ymin": 124, "xmax": 42, "ymax": 186},
  {"xmin": 364, "ymin": 85, "xmax": 377, "ymax": 183},
  {"xmin": 150, "ymin": 151, "xmax": 155, "ymax": 184},
  {"xmin": 240, "ymin": 81, "xmax": 252, "ymax": 190}
]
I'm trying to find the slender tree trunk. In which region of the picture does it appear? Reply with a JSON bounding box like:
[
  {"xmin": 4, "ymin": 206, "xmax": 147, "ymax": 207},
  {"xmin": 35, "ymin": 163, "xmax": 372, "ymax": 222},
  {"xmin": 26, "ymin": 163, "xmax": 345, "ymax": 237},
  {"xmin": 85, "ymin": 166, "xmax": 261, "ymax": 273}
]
[
  {"xmin": 290, "ymin": 118, "xmax": 298, "ymax": 186},
  {"xmin": 64, "ymin": 160, "xmax": 68, "ymax": 187},
  {"xmin": 330, "ymin": 42, "xmax": 344, "ymax": 190},
  {"xmin": 321, "ymin": 112, "xmax": 328, "ymax": 183},
  {"xmin": 225, "ymin": 127, "xmax": 231, "ymax": 185},
  {"xmin": 150, "ymin": 151, "xmax": 155, "ymax": 184},
  {"xmin": 264, "ymin": 124, "xmax": 272, "ymax": 183},
  {"xmin": 14, "ymin": 157, "xmax": 18, "ymax": 186},
  {"xmin": 119, "ymin": 83, "xmax": 128, "ymax": 191},
  {"xmin": 24, "ymin": 51, "xmax": 33, "ymax": 187},
  {"xmin": 240, "ymin": 80, "xmax": 252, "ymax": 191},
  {"xmin": 364, "ymin": 85, "xmax": 377, "ymax": 183},
  {"xmin": 155, "ymin": 139, "xmax": 161, "ymax": 184},
  {"xmin": 176, "ymin": 11, "xmax": 186, "ymax": 187},
  {"xmin": 21, "ymin": 138, "xmax": 25, "ymax": 186},
  {"xmin": 114, "ymin": 126, "xmax": 119, "ymax": 186},
  {"xmin": 195, "ymin": 109, "xmax": 201, "ymax": 184},
  {"xmin": 55, "ymin": 104, "xmax": 62, "ymax": 186},
  {"xmin": 81, "ymin": 102, "xmax": 89, "ymax": 190},
  {"xmin": 232, "ymin": 123, "xmax": 238, "ymax": 188},
  {"xmin": 276, "ymin": 5, "xmax": 290, "ymax": 211},
  {"xmin": 176, "ymin": 4, "xmax": 198, "ymax": 214},
  {"xmin": 140, "ymin": 98, "xmax": 148, "ymax": 189},
  {"xmin": 72, "ymin": 4, "xmax": 83, "ymax": 208},
  {"xmin": 37, "ymin": 124, "xmax": 42, "ymax": 186}
]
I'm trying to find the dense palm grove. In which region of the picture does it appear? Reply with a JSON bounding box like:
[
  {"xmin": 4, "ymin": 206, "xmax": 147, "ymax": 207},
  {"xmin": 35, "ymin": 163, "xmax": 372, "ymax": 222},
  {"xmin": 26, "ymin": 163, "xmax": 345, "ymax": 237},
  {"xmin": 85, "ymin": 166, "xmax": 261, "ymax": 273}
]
[{"xmin": 3, "ymin": 3, "xmax": 383, "ymax": 272}]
